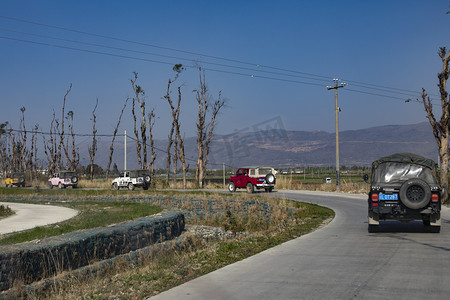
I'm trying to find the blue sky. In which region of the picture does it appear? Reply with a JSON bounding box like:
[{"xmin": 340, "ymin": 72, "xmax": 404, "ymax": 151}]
[{"xmin": 1, "ymin": 0, "xmax": 449, "ymax": 142}]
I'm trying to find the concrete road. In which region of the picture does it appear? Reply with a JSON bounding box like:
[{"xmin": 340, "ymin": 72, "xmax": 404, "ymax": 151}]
[
  {"xmin": 0, "ymin": 202, "xmax": 78, "ymax": 234},
  {"xmin": 150, "ymin": 190, "xmax": 450, "ymax": 300}
]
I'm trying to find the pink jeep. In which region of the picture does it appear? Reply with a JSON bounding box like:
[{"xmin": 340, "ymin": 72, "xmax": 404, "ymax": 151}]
[
  {"xmin": 228, "ymin": 166, "xmax": 277, "ymax": 193},
  {"xmin": 49, "ymin": 170, "xmax": 79, "ymax": 189}
]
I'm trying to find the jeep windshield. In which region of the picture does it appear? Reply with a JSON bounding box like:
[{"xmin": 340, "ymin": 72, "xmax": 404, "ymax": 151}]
[{"xmin": 372, "ymin": 162, "xmax": 437, "ymax": 185}]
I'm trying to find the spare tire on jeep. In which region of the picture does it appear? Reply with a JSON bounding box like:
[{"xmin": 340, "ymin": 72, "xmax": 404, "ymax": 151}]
[
  {"xmin": 399, "ymin": 178, "xmax": 431, "ymax": 209},
  {"xmin": 265, "ymin": 173, "xmax": 275, "ymax": 185}
]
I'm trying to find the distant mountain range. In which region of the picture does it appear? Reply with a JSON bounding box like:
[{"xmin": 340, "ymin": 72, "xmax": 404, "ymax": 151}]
[{"xmin": 77, "ymin": 122, "xmax": 439, "ymax": 170}]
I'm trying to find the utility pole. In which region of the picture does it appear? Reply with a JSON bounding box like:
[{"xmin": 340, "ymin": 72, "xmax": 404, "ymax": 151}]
[
  {"xmin": 327, "ymin": 78, "xmax": 347, "ymax": 190},
  {"xmin": 124, "ymin": 130, "xmax": 127, "ymax": 170},
  {"xmin": 223, "ymin": 163, "xmax": 226, "ymax": 187}
]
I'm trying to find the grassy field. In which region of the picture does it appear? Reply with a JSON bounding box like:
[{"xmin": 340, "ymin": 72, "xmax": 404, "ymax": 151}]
[{"xmin": 0, "ymin": 187, "xmax": 334, "ymax": 299}]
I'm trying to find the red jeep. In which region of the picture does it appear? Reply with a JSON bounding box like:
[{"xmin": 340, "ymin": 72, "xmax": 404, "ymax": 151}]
[{"xmin": 228, "ymin": 166, "xmax": 277, "ymax": 193}]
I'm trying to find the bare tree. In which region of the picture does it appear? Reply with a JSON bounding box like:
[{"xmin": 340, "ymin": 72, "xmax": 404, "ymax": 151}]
[
  {"xmin": 55, "ymin": 84, "xmax": 72, "ymax": 170},
  {"xmin": 61, "ymin": 110, "xmax": 80, "ymax": 171},
  {"xmin": 166, "ymin": 118, "xmax": 174, "ymax": 184},
  {"xmin": 164, "ymin": 64, "xmax": 188, "ymax": 188},
  {"xmin": 194, "ymin": 67, "xmax": 226, "ymax": 188},
  {"xmin": 88, "ymin": 99, "xmax": 98, "ymax": 181},
  {"xmin": 422, "ymin": 47, "xmax": 450, "ymax": 203},
  {"xmin": 130, "ymin": 72, "xmax": 148, "ymax": 169},
  {"xmin": 19, "ymin": 106, "xmax": 27, "ymax": 172},
  {"xmin": 148, "ymin": 108, "xmax": 157, "ymax": 176},
  {"xmin": 28, "ymin": 124, "xmax": 39, "ymax": 181},
  {"xmin": 131, "ymin": 90, "xmax": 141, "ymax": 168},
  {"xmin": 42, "ymin": 85, "xmax": 78, "ymax": 174},
  {"xmin": 43, "ymin": 111, "xmax": 58, "ymax": 175},
  {"xmin": 2, "ymin": 107, "xmax": 31, "ymax": 173},
  {"xmin": 172, "ymin": 125, "xmax": 178, "ymax": 187},
  {"xmin": 106, "ymin": 98, "xmax": 128, "ymax": 179},
  {"xmin": 0, "ymin": 122, "xmax": 9, "ymax": 177}
]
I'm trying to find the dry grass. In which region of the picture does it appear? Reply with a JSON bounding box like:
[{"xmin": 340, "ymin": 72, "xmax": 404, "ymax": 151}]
[
  {"xmin": 275, "ymin": 175, "xmax": 369, "ymax": 194},
  {"xmin": 19, "ymin": 172, "xmax": 369, "ymax": 194},
  {"xmin": 2, "ymin": 191, "xmax": 333, "ymax": 299}
]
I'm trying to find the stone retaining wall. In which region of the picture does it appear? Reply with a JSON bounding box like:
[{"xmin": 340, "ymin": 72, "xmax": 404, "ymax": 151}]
[{"xmin": 0, "ymin": 211, "xmax": 184, "ymax": 292}]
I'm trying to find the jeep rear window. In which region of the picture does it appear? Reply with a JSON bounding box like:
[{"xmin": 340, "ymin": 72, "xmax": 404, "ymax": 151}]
[
  {"xmin": 372, "ymin": 162, "xmax": 437, "ymax": 184},
  {"xmin": 61, "ymin": 172, "xmax": 76, "ymax": 178},
  {"xmin": 258, "ymin": 168, "xmax": 272, "ymax": 175},
  {"xmin": 136, "ymin": 170, "xmax": 148, "ymax": 176}
]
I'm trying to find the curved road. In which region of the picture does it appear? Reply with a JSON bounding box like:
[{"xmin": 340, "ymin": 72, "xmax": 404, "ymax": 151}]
[
  {"xmin": 151, "ymin": 190, "xmax": 450, "ymax": 300},
  {"xmin": 0, "ymin": 202, "xmax": 78, "ymax": 235}
]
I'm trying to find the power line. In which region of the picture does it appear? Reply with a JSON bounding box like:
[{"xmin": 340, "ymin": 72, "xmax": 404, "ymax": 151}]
[
  {"xmin": 1, "ymin": 35, "xmax": 434, "ymax": 104},
  {"xmin": 8, "ymin": 128, "xmax": 118, "ymax": 137},
  {"xmin": 0, "ymin": 15, "xmax": 437, "ymax": 100},
  {"xmin": 0, "ymin": 27, "xmax": 332, "ymax": 84}
]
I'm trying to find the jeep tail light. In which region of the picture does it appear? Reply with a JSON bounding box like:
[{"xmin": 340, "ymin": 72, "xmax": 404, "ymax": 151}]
[
  {"xmin": 371, "ymin": 193, "xmax": 379, "ymax": 202},
  {"xmin": 431, "ymin": 194, "xmax": 439, "ymax": 203}
]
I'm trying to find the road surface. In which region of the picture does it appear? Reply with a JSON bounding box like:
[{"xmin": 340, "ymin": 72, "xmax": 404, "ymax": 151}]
[
  {"xmin": 150, "ymin": 190, "xmax": 450, "ymax": 300},
  {"xmin": 0, "ymin": 202, "xmax": 78, "ymax": 235}
]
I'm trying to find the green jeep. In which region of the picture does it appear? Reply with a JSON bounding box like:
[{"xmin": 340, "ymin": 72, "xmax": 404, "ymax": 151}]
[{"xmin": 366, "ymin": 153, "xmax": 441, "ymax": 233}]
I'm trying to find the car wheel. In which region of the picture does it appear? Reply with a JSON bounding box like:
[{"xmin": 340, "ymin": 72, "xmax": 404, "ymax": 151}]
[
  {"xmin": 128, "ymin": 182, "xmax": 135, "ymax": 191},
  {"xmin": 228, "ymin": 182, "xmax": 236, "ymax": 192},
  {"xmin": 265, "ymin": 173, "xmax": 275, "ymax": 184},
  {"xmin": 368, "ymin": 224, "xmax": 378, "ymax": 233},
  {"xmin": 246, "ymin": 183, "xmax": 254, "ymax": 193},
  {"xmin": 58, "ymin": 182, "xmax": 65, "ymax": 189},
  {"xmin": 430, "ymin": 226, "xmax": 441, "ymax": 233},
  {"xmin": 399, "ymin": 178, "xmax": 431, "ymax": 209},
  {"xmin": 144, "ymin": 175, "xmax": 151, "ymax": 184},
  {"xmin": 113, "ymin": 182, "xmax": 119, "ymax": 190},
  {"xmin": 72, "ymin": 185, "xmax": 77, "ymax": 189},
  {"xmin": 49, "ymin": 183, "xmax": 53, "ymax": 189},
  {"xmin": 143, "ymin": 185, "xmax": 149, "ymax": 190}
]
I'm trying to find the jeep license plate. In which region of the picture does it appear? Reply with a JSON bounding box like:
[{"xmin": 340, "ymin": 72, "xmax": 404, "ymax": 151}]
[{"xmin": 379, "ymin": 193, "xmax": 398, "ymax": 200}]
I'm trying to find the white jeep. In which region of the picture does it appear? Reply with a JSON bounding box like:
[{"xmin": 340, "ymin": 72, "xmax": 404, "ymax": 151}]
[{"xmin": 112, "ymin": 169, "xmax": 152, "ymax": 190}]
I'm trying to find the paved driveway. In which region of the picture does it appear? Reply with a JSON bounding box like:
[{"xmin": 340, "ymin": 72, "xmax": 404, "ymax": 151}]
[
  {"xmin": 150, "ymin": 190, "xmax": 450, "ymax": 300},
  {"xmin": 0, "ymin": 202, "xmax": 78, "ymax": 234}
]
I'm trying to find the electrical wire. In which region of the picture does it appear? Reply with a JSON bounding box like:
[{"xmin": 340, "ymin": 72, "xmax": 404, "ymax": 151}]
[
  {"xmin": 1, "ymin": 35, "xmax": 434, "ymax": 103},
  {"xmin": 0, "ymin": 27, "xmax": 333, "ymax": 84},
  {"xmin": 0, "ymin": 15, "xmax": 439, "ymax": 101}
]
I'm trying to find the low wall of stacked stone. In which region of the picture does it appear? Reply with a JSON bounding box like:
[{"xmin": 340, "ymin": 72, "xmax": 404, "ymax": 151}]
[
  {"xmin": 0, "ymin": 195, "xmax": 290, "ymax": 294},
  {"xmin": 0, "ymin": 211, "xmax": 184, "ymax": 292}
]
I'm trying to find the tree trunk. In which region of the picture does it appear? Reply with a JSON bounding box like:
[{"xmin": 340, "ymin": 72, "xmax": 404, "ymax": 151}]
[
  {"xmin": 422, "ymin": 47, "xmax": 450, "ymax": 203},
  {"xmin": 439, "ymin": 142, "xmax": 449, "ymax": 203},
  {"xmin": 106, "ymin": 98, "xmax": 128, "ymax": 179},
  {"xmin": 88, "ymin": 99, "xmax": 98, "ymax": 181}
]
